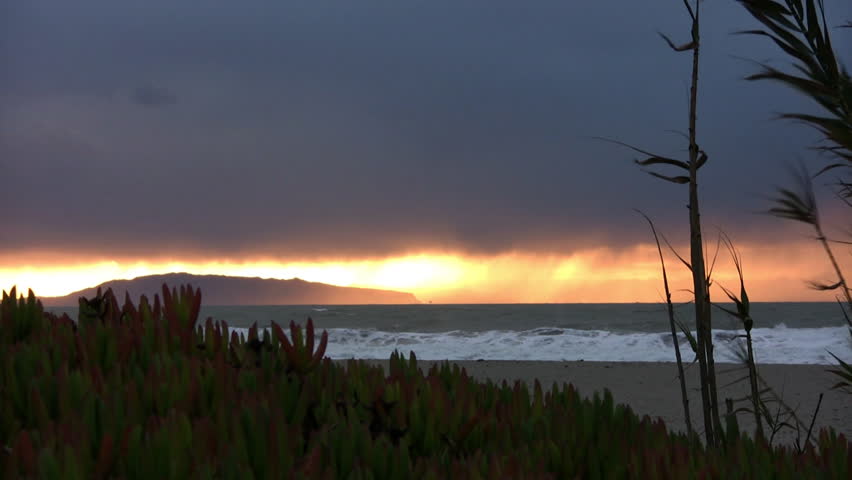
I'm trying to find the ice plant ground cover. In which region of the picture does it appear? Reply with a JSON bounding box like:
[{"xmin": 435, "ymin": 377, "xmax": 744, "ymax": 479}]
[{"xmin": 0, "ymin": 285, "xmax": 850, "ymax": 479}]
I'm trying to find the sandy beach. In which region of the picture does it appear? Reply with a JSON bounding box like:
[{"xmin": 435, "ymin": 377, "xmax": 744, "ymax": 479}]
[{"xmin": 351, "ymin": 359, "xmax": 850, "ymax": 447}]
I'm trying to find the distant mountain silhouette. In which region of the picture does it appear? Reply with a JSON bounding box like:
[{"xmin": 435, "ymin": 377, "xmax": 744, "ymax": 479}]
[{"xmin": 39, "ymin": 273, "xmax": 419, "ymax": 306}]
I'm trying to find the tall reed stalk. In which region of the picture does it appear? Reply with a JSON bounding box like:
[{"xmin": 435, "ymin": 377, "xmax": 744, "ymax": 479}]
[{"xmin": 603, "ymin": 0, "xmax": 722, "ymax": 445}]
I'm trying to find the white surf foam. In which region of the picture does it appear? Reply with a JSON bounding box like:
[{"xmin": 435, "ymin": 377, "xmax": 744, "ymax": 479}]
[{"xmin": 233, "ymin": 324, "xmax": 852, "ymax": 365}]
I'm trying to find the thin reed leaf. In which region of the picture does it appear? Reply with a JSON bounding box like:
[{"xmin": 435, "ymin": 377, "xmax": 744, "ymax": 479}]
[
  {"xmin": 807, "ymin": 280, "xmax": 844, "ymax": 291},
  {"xmin": 766, "ymin": 164, "xmax": 818, "ymax": 225}
]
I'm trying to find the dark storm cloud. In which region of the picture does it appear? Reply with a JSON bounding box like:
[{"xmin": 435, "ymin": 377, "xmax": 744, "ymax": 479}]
[
  {"xmin": 131, "ymin": 85, "xmax": 178, "ymax": 108},
  {"xmin": 2, "ymin": 0, "xmax": 850, "ymax": 259}
]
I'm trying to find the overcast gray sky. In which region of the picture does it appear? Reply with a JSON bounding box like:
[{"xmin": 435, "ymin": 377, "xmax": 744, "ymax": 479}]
[{"xmin": 2, "ymin": 0, "xmax": 850, "ymax": 262}]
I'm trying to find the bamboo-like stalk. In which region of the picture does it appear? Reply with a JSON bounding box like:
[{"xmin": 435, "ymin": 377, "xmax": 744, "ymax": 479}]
[
  {"xmin": 683, "ymin": 0, "xmax": 722, "ymax": 447},
  {"xmin": 598, "ymin": 0, "xmax": 724, "ymax": 445}
]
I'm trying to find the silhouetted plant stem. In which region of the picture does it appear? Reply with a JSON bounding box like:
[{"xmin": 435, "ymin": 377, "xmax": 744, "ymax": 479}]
[
  {"xmin": 602, "ymin": 0, "xmax": 721, "ymax": 445},
  {"xmin": 682, "ymin": 1, "xmax": 722, "ymax": 447},
  {"xmin": 717, "ymin": 232, "xmax": 765, "ymax": 441},
  {"xmin": 744, "ymin": 329, "xmax": 764, "ymax": 440},
  {"xmin": 637, "ymin": 210, "xmax": 693, "ymax": 437},
  {"xmin": 804, "ymin": 393, "xmax": 824, "ymax": 450}
]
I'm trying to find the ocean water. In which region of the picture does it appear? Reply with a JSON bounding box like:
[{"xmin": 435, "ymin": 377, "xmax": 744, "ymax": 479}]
[{"xmin": 47, "ymin": 302, "xmax": 852, "ymax": 365}]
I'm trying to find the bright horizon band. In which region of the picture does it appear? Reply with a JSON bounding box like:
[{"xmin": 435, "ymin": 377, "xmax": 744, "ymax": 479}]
[{"xmin": 1, "ymin": 241, "xmax": 840, "ymax": 303}]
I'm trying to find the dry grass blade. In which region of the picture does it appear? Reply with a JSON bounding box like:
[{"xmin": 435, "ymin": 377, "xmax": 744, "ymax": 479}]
[
  {"xmin": 826, "ymin": 352, "xmax": 852, "ymax": 394},
  {"xmin": 836, "ymin": 297, "xmax": 852, "ymax": 330},
  {"xmin": 803, "ymin": 393, "xmax": 824, "ymax": 450},
  {"xmin": 714, "ymin": 232, "xmax": 752, "ymax": 330},
  {"xmin": 807, "ymin": 280, "xmax": 844, "ymax": 291},
  {"xmin": 766, "ymin": 164, "xmax": 818, "ymax": 225},
  {"xmin": 589, "ymin": 136, "xmax": 690, "ymax": 170},
  {"xmin": 635, "ymin": 209, "xmax": 694, "ymax": 436},
  {"xmin": 766, "ymin": 163, "xmax": 852, "ymax": 315},
  {"xmin": 713, "ymin": 299, "xmax": 742, "ymax": 320},
  {"xmin": 838, "ymin": 180, "xmax": 852, "ymax": 200},
  {"xmin": 768, "ymin": 189, "xmax": 817, "ymax": 223},
  {"xmin": 778, "ymin": 113, "xmax": 852, "ymax": 161},
  {"xmin": 636, "ymin": 157, "xmax": 691, "ymax": 169},
  {"xmin": 664, "ymin": 129, "xmax": 689, "ymax": 141},
  {"xmin": 713, "ymin": 231, "xmax": 764, "ymax": 439},
  {"xmin": 705, "ymin": 232, "xmax": 723, "ymax": 286},
  {"xmin": 764, "ymin": 163, "xmax": 852, "ymax": 313},
  {"xmin": 738, "ymin": 0, "xmax": 852, "ymax": 164},
  {"xmin": 661, "ymin": 233, "xmax": 693, "ymax": 272},
  {"xmin": 720, "ymin": 372, "xmax": 753, "ymax": 390},
  {"xmin": 740, "ymin": 2, "xmax": 852, "ymax": 437},
  {"xmin": 695, "ymin": 150, "xmax": 708, "ymax": 169},
  {"xmin": 737, "ymin": 30, "xmax": 818, "ymax": 73},
  {"xmin": 645, "ymin": 171, "xmax": 691, "ymax": 184},
  {"xmin": 681, "ymin": 0, "xmax": 696, "ymax": 22},
  {"xmin": 658, "ymin": 31, "xmax": 696, "ymax": 52},
  {"xmin": 674, "ymin": 317, "xmax": 698, "ymax": 358}
]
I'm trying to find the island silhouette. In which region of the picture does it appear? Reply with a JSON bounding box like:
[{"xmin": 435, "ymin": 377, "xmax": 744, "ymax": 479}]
[{"xmin": 39, "ymin": 272, "xmax": 419, "ymax": 306}]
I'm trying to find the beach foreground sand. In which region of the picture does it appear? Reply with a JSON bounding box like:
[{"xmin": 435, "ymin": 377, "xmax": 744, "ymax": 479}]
[{"xmin": 347, "ymin": 360, "xmax": 850, "ymax": 447}]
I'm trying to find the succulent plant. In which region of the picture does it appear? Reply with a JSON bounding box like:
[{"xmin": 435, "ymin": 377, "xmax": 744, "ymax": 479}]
[{"xmin": 1, "ymin": 286, "xmax": 849, "ymax": 478}]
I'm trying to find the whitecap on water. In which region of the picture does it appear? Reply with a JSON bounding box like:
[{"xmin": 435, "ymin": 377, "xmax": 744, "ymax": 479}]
[{"xmin": 229, "ymin": 324, "xmax": 851, "ymax": 364}]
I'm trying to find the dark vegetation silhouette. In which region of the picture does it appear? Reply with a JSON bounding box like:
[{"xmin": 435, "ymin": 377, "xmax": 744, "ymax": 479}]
[
  {"xmin": 2, "ymin": 285, "xmax": 850, "ymax": 477},
  {"xmin": 605, "ymin": 0, "xmax": 851, "ymax": 450},
  {"xmin": 738, "ymin": 0, "xmax": 852, "ymax": 394},
  {"xmin": 636, "ymin": 210, "xmax": 695, "ymax": 437},
  {"xmin": 600, "ymin": 0, "xmax": 724, "ymax": 446}
]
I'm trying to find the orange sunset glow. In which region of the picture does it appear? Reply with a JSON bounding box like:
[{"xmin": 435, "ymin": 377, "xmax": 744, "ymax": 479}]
[{"xmin": 1, "ymin": 241, "xmax": 840, "ymax": 304}]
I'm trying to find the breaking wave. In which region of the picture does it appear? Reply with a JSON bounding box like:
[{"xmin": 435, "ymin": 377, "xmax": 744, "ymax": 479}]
[{"xmin": 233, "ymin": 324, "xmax": 851, "ymax": 365}]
